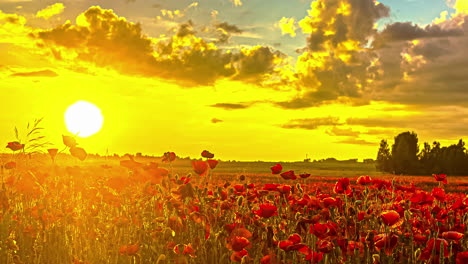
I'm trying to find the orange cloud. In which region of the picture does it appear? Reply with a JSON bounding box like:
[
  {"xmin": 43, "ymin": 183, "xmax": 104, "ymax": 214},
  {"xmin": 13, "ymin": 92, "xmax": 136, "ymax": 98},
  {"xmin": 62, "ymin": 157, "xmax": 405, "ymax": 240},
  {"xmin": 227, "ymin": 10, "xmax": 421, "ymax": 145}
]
[{"xmin": 36, "ymin": 3, "xmax": 65, "ymax": 19}]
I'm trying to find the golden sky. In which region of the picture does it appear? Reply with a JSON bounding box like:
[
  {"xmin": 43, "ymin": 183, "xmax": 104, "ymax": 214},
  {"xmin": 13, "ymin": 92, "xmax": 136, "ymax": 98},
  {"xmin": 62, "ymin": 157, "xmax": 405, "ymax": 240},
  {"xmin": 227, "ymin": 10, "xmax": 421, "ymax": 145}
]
[{"xmin": 1, "ymin": 0, "xmax": 468, "ymax": 161}]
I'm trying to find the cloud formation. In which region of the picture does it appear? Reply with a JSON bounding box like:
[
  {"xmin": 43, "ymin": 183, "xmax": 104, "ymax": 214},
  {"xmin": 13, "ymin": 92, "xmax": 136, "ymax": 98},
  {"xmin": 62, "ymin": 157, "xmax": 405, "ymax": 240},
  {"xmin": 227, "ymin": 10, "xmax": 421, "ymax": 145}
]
[
  {"xmin": 32, "ymin": 6, "xmax": 285, "ymax": 86},
  {"xmin": 10, "ymin": 69, "xmax": 58, "ymax": 77},
  {"xmin": 281, "ymin": 117, "xmax": 342, "ymax": 130},
  {"xmin": 36, "ymin": 3, "xmax": 65, "ymax": 19}
]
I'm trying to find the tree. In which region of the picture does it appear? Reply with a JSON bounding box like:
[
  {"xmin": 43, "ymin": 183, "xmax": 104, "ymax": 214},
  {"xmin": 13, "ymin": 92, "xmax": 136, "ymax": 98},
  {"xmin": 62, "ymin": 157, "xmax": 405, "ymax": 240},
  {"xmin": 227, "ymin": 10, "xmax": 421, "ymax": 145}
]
[
  {"xmin": 376, "ymin": 139, "xmax": 392, "ymax": 173},
  {"xmin": 392, "ymin": 132, "xmax": 419, "ymax": 174}
]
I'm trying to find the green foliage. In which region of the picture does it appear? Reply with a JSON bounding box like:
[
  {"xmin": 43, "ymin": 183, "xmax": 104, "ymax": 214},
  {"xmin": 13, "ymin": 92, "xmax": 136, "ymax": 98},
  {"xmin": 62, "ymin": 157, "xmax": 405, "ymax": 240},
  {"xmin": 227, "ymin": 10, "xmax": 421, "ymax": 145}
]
[
  {"xmin": 377, "ymin": 132, "xmax": 468, "ymax": 175},
  {"xmin": 376, "ymin": 139, "xmax": 392, "ymax": 173}
]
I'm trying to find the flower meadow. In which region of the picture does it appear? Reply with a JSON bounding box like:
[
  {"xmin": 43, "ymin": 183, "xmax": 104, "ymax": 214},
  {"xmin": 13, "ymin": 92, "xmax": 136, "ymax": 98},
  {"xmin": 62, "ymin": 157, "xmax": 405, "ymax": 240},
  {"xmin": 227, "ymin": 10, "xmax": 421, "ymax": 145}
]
[{"xmin": 0, "ymin": 146, "xmax": 467, "ymax": 264}]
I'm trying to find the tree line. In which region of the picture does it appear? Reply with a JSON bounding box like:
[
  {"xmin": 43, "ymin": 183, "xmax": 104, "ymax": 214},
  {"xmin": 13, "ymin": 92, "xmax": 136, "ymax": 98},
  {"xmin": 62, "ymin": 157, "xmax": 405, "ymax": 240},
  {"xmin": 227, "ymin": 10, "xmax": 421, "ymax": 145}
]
[{"xmin": 376, "ymin": 131, "xmax": 468, "ymax": 175}]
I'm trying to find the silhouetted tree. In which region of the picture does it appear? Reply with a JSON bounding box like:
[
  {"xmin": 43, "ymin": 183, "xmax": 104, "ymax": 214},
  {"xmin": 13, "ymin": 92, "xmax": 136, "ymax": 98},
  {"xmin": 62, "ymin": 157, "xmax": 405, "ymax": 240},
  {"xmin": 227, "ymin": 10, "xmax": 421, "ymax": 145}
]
[
  {"xmin": 392, "ymin": 132, "xmax": 419, "ymax": 174},
  {"xmin": 376, "ymin": 139, "xmax": 392, "ymax": 173}
]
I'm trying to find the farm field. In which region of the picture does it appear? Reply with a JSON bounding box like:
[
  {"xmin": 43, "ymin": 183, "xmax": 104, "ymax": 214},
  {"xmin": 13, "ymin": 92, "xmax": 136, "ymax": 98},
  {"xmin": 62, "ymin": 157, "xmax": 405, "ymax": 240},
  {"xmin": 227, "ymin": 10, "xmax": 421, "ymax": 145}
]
[{"xmin": 0, "ymin": 153, "xmax": 467, "ymax": 264}]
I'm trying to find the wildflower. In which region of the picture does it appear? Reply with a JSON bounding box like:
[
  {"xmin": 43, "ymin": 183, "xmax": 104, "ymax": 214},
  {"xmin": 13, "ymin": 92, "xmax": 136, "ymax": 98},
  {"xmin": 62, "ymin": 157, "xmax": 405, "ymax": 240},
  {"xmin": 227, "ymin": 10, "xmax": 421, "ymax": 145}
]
[
  {"xmin": 279, "ymin": 234, "xmax": 308, "ymax": 252},
  {"xmin": 201, "ymin": 150, "xmax": 214, "ymax": 158},
  {"xmin": 62, "ymin": 135, "xmax": 77, "ymax": 148},
  {"xmin": 333, "ymin": 178, "xmax": 350, "ymax": 194},
  {"xmin": 420, "ymin": 238, "xmax": 449, "ymax": 260},
  {"xmin": 229, "ymin": 236, "xmax": 251, "ymax": 252},
  {"xmin": 299, "ymin": 173, "xmax": 311, "ymax": 179},
  {"xmin": 380, "ymin": 210, "xmax": 401, "ymax": 227},
  {"xmin": 374, "ymin": 233, "xmax": 399, "ymax": 255},
  {"xmin": 4, "ymin": 161, "xmax": 16, "ymax": 170},
  {"xmin": 254, "ymin": 203, "xmax": 278, "ymax": 218},
  {"xmin": 356, "ymin": 175, "xmax": 372, "ymax": 185},
  {"xmin": 456, "ymin": 251, "xmax": 468, "ymax": 264},
  {"xmin": 441, "ymin": 231, "xmax": 464, "ymax": 240},
  {"xmin": 280, "ymin": 170, "xmax": 297, "ymax": 180},
  {"xmin": 207, "ymin": 159, "xmax": 218, "ymax": 169},
  {"xmin": 192, "ymin": 160, "xmax": 208, "ymax": 176},
  {"xmin": 270, "ymin": 164, "xmax": 282, "ymax": 174},
  {"xmin": 162, "ymin": 152, "xmax": 176, "ymax": 162},
  {"xmin": 433, "ymin": 174, "xmax": 448, "ymax": 184},
  {"xmin": 70, "ymin": 147, "xmax": 87, "ymax": 161},
  {"xmin": 6, "ymin": 141, "xmax": 24, "ymax": 151},
  {"xmin": 47, "ymin": 148, "xmax": 58, "ymax": 161},
  {"xmin": 230, "ymin": 249, "xmax": 248, "ymax": 262},
  {"xmin": 431, "ymin": 187, "xmax": 446, "ymax": 201}
]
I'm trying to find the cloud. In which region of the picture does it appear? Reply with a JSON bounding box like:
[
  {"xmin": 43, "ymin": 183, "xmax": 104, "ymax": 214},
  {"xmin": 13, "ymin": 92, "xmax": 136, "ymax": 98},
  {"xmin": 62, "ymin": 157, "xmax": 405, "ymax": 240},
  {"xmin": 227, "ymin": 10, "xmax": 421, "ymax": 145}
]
[
  {"xmin": 335, "ymin": 138, "xmax": 376, "ymax": 146},
  {"xmin": 210, "ymin": 103, "xmax": 251, "ymax": 110},
  {"xmin": 326, "ymin": 127, "xmax": 360, "ymax": 137},
  {"xmin": 374, "ymin": 22, "xmax": 462, "ymax": 46},
  {"xmin": 214, "ymin": 21, "xmax": 242, "ymax": 43},
  {"xmin": 275, "ymin": 0, "xmax": 390, "ymax": 109},
  {"xmin": 36, "ymin": 3, "xmax": 65, "ymax": 19},
  {"xmin": 230, "ymin": 0, "xmax": 243, "ymax": 7},
  {"xmin": 281, "ymin": 117, "xmax": 342, "ymax": 130},
  {"xmin": 32, "ymin": 6, "xmax": 286, "ymax": 86},
  {"xmin": 277, "ymin": 17, "xmax": 297, "ymax": 37},
  {"xmin": 347, "ymin": 107, "xmax": 468, "ymax": 139},
  {"xmin": 211, "ymin": 118, "xmax": 223, "ymax": 123},
  {"xmin": 10, "ymin": 69, "xmax": 58, "ymax": 77}
]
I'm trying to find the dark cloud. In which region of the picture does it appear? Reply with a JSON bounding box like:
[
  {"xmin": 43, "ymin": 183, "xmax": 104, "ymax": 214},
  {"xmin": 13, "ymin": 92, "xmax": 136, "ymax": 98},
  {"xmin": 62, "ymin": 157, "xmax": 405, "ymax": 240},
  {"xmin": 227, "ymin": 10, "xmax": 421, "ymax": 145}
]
[
  {"xmin": 210, "ymin": 103, "xmax": 250, "ymax": 110},
  {"xmin": 214, "ymin": 21, "xmax": 242, "ymax": 44},
  {"xmin": 281, "ymin": 117, "xmax": 342, "ymax": 130},
  {"xmin": 234, "ymin": 46, "xmax": 285, "ymax": 83},
  {"xmin": 347, "ymin": 108, "xmax": 468, "ymax": 139},
  {"xmin": 334, "ymin": 138, "xmax": 376, "ymax": 146},
  {"xmin": 211, "ymin": 118, "xmax": 223, "ymax": 123},
  {"xmin": 326, "ymin": 127, "xmax": 360, "ymax": 137},
  {"xmin": 374, "ymin": 22, "xmax": 462, "ymax": 47},
  {"xmin": 10, "ymin": 69, "xmax": 58, "ymax": 77}
]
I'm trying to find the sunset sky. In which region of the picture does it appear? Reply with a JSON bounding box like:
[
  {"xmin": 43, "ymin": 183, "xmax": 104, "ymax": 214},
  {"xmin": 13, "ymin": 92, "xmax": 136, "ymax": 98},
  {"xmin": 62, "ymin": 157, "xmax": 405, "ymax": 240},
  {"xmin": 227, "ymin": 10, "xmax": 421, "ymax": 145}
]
[{"xmin": 1, "ymin": 0, "xmax": 468, "ymax": 161}]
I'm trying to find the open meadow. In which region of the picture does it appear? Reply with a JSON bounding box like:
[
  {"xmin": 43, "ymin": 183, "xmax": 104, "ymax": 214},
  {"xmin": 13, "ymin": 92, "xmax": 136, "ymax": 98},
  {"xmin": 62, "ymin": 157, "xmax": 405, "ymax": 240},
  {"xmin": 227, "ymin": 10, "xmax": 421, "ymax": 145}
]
[{"xmin": 1, "ymin": 153, "xmax": 467, "ymax": 264}]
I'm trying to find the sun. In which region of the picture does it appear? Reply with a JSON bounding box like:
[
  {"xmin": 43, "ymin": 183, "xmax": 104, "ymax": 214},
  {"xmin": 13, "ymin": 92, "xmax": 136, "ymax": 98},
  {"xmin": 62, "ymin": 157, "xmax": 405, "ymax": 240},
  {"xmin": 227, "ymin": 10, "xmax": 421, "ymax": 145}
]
[{"xmin": 65, "ymin": 101, "xmax": 104, "ymax": 138}]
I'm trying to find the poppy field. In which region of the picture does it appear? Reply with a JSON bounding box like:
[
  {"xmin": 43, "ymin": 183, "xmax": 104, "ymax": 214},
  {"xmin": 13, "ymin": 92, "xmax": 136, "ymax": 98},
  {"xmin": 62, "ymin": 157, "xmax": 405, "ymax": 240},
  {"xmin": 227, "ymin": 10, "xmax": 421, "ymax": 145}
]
[{"xmin": 0, "ymin": 147, "xmax": 467, "ymax": 264}]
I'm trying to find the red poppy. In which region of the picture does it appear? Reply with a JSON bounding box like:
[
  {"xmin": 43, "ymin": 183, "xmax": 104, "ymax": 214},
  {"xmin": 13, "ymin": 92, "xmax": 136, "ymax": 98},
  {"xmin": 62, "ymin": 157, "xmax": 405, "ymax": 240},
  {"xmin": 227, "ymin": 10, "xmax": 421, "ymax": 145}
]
[
  {"xmin": 229, "ymin": 236, "xmax": 251, "ymax": 252},
  {"xmin": 305, "ymin": 251, "xmax": 324, "ymax": 263},
  {"xmin": 433, "ymin": 173, "xmax": 448, "ymax": 184},
  {"xmin": 357, "ymin": 211, "xmax": 365, "ymax": 221},
  {"xmin": 380, "ymin": 210, "xmax": 401, "ymax": 227},
  {"xmin": 230, "ymin": 249, "xmax": 248, "ymax": 262},
  {"xmin": 173, "ymin": 243, "xmax": 196, "ymax": 257},
  {"xmin": 47, "ymin": 148, "xmax": 58, "ymax": 160},
  {"xmin": 299, "ymin": 173, "xmax": 311, "ymax": 179},
  {"xmin": 192, "ymin": 160, "xmax": 208, "ymax": 176},
  {"xmin": 201, "ymin": 150, "xmax": 215, "ymax": 158},
  {"xmin": 264, "ymin": 183, "xmax": 279, "ymax": 191},
  {"xmin": 441, "ymin": 231, "xmax": 464, "ymax": 240},
  {"xmin": 456, "ymin": 251, "xmax": 468, "ymax": 264},
  {"xmin": 70, "ymin": 147, "xmax": 87, "ymax": 161},
  {"xmin": 356, "ymin": 175, "xmax": 372, "ymax": 185},
  {"xmin": 410, "ymin": 190, "xmax": 434, "ymax": 205},
  {"xmin": 374, "ymin": 233, "xmax": 399, "ymax": 255},
  {"xmin": 62, "ymin": 135, "xmax": 77, "ymax": 148},
  {"xmin": 233, "ymin": 184, "xmax": 245, "ymax": 193},
  {"xmin": 310, "ymin": 223, "xmax": 330, "ymax": 240},
  {"xmin": 6, "ymin": 141, "xmax": 24, "ymax": 151},
  {"xmin": 431, "ymin": 187, "xmax": 446, "ymax": 201},
  {"xmin": 280, "ymin": 170, "xmax": 297, "ymax": 180},
  {"xmin": 162, "ymin": 152, "xmax": 176, "ymax": 163},
  {"xmin": 316, "ymin": 240, "xmax": 334, "ymax": 253},
  {"xmin": 119, "ymin": 244, "xmax": 139, "ymax": 256},
  {"xmin": 4, "ymin": 161, "xmax": 16, "ymax": 170},
  {"xmin": 420, "ymin": 238, "xmax": 449, "ymax": 260},
  {"xmin": 260, "ymin": 254, "xmax": 278, "ymax": 264},
  {"xmin": 334, "ymin": 178, "xmax": 350, "ymax": 194},
  {"xmin": 207, "ymin": 159, "xmax": 218, "ymax": 169},
  {"xmin": 270, "ymin": 164, "xmax": 282, "ymax": 174},
  {"xmin": 254, "ymin": 203, "xmax": 278, "ymax": 218}
]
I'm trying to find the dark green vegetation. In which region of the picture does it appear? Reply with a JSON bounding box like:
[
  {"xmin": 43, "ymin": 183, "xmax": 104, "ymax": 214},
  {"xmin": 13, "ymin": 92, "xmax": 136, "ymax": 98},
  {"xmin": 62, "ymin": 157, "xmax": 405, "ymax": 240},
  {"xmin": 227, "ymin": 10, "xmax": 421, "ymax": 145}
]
[{"xmin": 376, "ymin": 131, "xmax": 468, "ymax": 175}]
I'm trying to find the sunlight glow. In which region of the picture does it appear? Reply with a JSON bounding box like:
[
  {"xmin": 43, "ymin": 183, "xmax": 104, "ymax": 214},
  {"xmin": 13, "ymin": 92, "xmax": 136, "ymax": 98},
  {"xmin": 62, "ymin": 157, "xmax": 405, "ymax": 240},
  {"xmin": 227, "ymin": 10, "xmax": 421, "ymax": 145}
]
[{"xmin": 65, "ymin": 101, "xmax": 104, "ymax": 138}]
